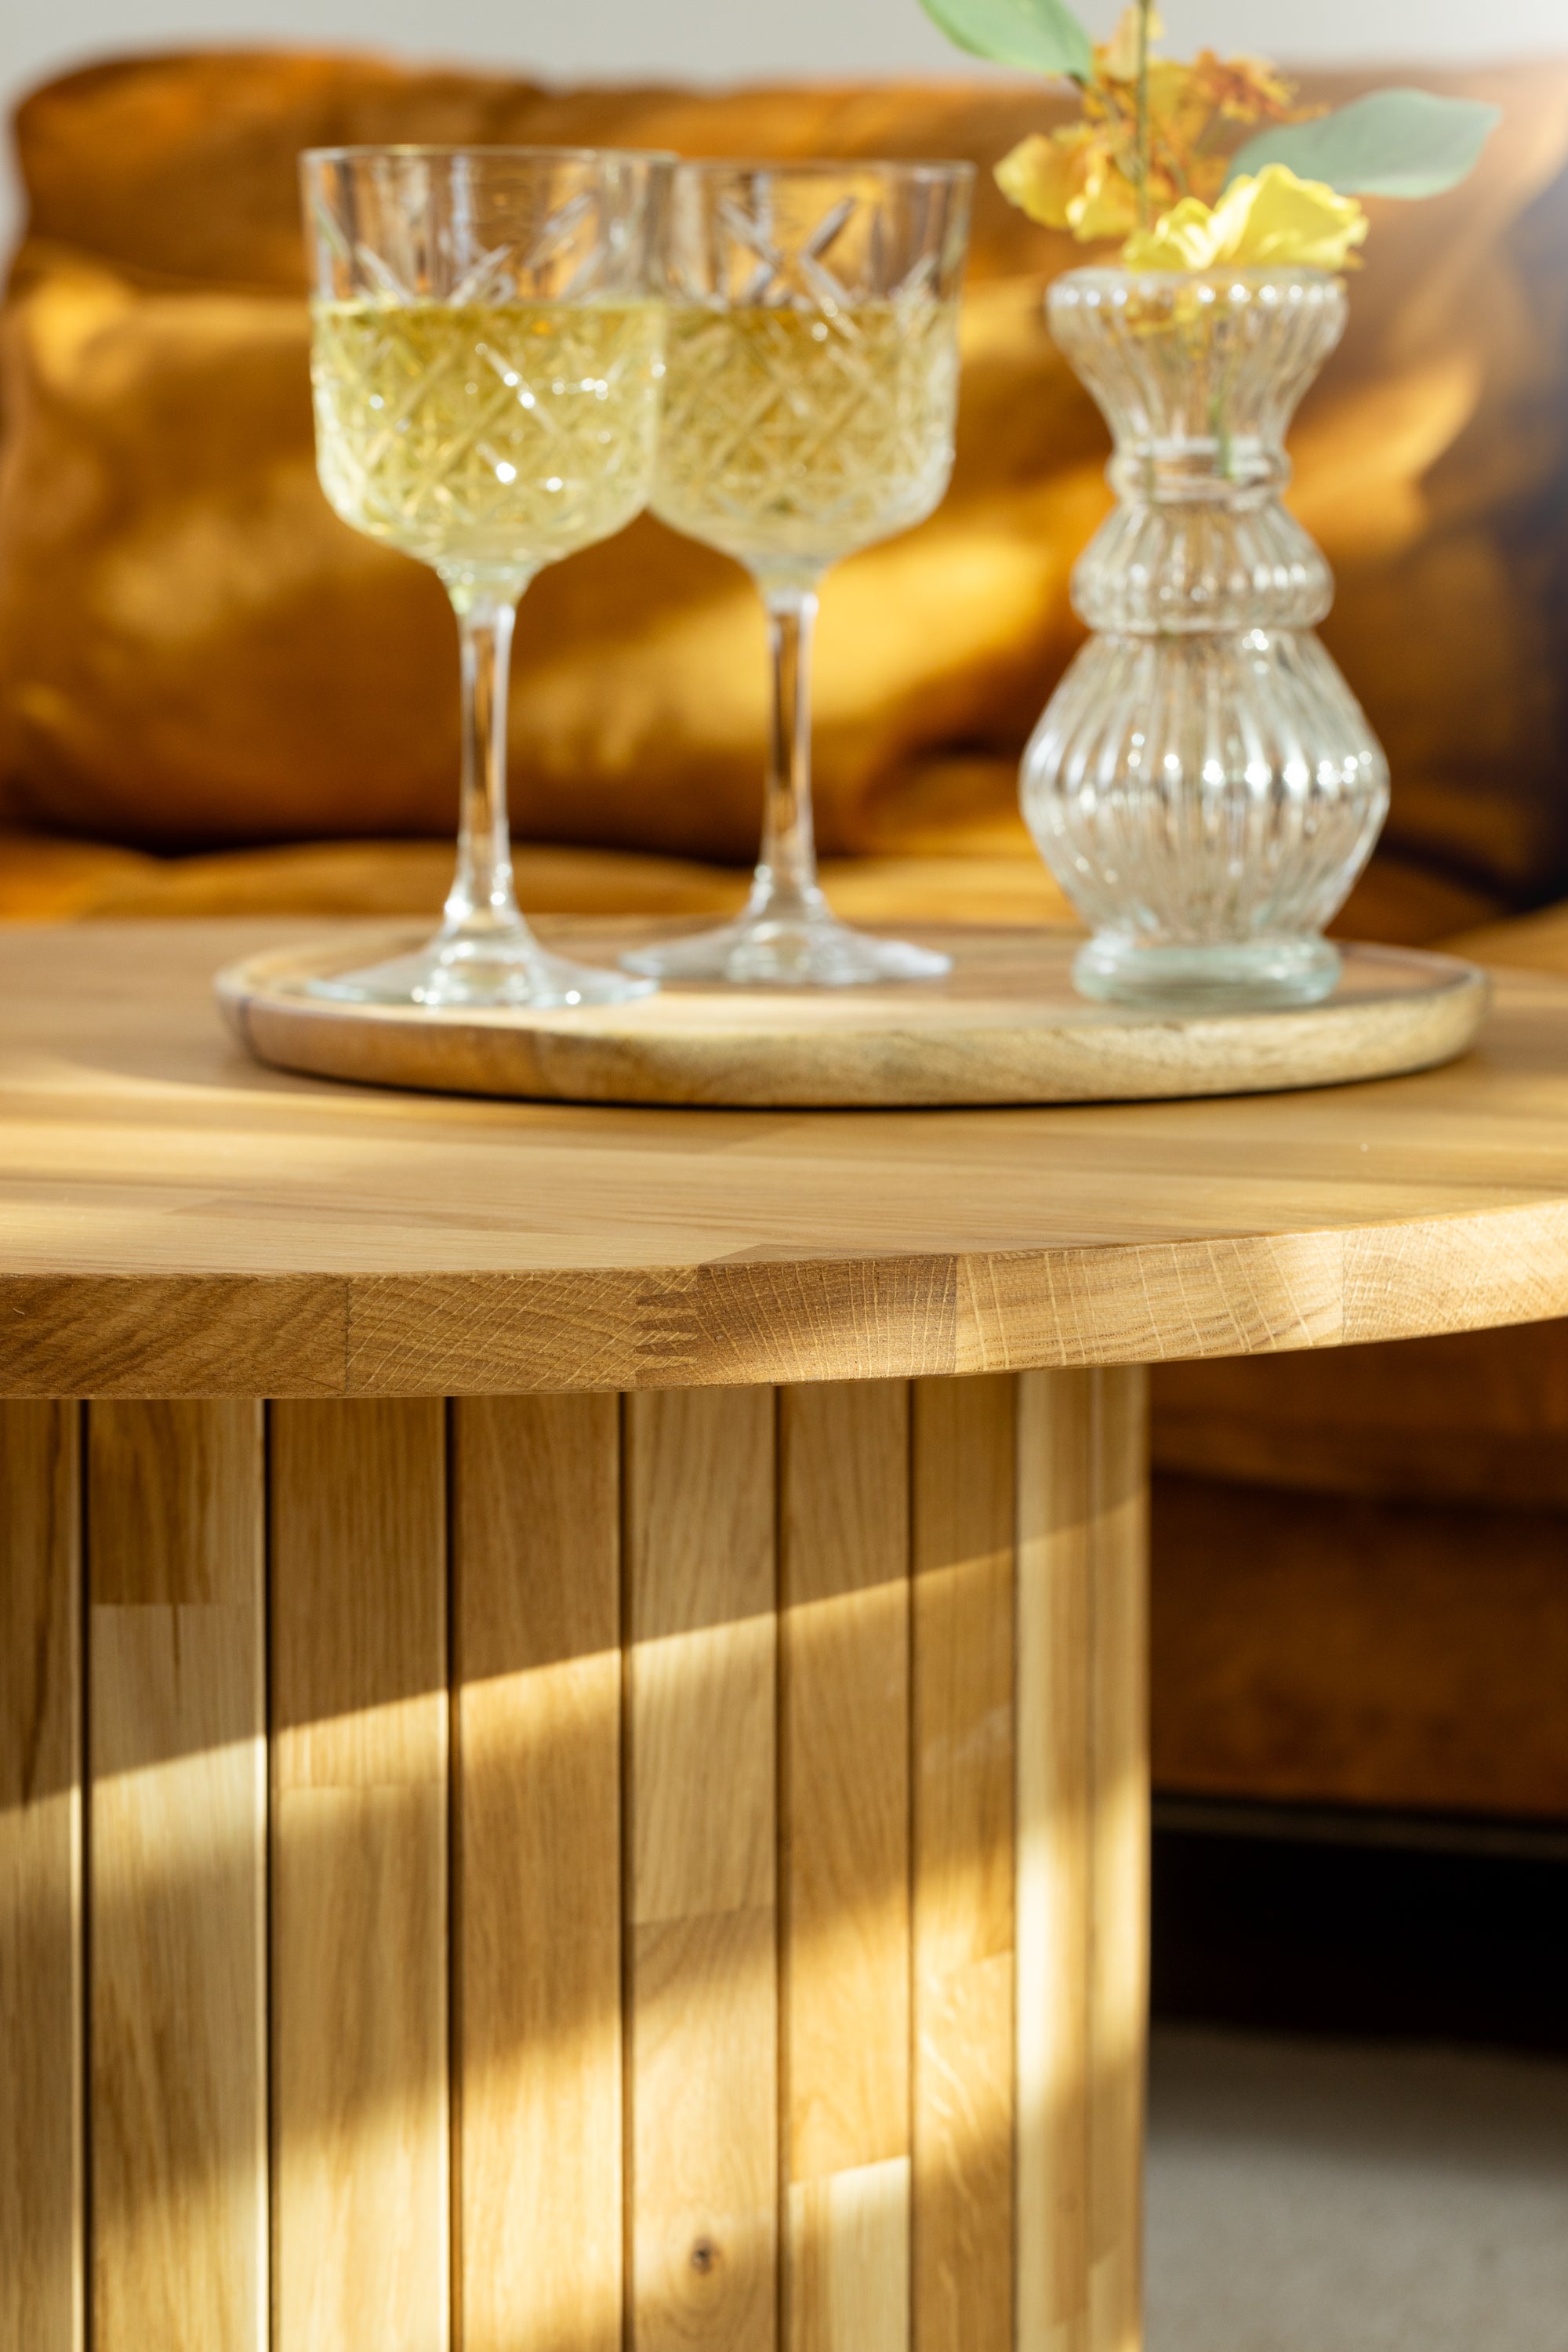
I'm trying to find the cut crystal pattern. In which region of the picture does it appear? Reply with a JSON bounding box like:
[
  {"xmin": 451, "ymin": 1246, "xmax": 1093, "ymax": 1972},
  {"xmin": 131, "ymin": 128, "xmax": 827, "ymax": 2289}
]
[
  {"xmin": 653, "ymin": 299, "xmax": 959, "ymax": 575},
  {"xmin": 626, "ymin": 161, "xmax": 971, "ymax": 985},
  {"xmin": 299, "ymin": 145, "xmax": 667, "ymax": 1010},
  {"xmin": 311, "ymin": 298, "xmax": 663, "ymax": 579}
]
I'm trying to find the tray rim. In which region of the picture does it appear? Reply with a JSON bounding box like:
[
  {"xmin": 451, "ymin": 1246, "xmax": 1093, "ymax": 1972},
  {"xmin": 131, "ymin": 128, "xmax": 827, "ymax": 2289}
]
[{"xmin": 215, "ymin": 924, "xmax": 1493, "ymax": 1111}]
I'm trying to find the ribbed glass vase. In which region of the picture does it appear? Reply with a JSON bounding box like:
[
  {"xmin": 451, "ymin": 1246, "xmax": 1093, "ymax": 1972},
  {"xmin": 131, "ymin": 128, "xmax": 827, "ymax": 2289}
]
[{"xmin": 1022, "ymin": 268, "xmax": 1388, "ymax": 1007}]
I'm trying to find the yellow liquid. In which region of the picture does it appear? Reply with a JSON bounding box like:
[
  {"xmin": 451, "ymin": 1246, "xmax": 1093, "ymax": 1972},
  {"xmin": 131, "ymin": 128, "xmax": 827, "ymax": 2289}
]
[
  {"xmin": 310, "ymin": 299, "xmax": 664, "ymax": 578},
  {"xmin": 652, "ymin": 300, "xmax": 960, "ymax": 575}
]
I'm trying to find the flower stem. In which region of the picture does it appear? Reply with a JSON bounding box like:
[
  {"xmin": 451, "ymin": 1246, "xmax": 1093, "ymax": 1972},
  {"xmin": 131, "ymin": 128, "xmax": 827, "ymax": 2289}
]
[{"xmin": 1135, "ymin": 0, "xmax": 1152, "ymax": 231}]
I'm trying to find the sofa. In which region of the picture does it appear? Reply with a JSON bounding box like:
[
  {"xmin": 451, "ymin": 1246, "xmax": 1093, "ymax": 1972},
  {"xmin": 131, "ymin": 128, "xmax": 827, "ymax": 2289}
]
[{"xmin": 5, "ymin": 47, "xmax": 1568, "ymax": 1819}]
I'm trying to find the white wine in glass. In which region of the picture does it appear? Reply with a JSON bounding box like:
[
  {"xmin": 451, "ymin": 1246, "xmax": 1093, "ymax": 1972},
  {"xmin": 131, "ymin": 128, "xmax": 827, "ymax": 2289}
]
[
  {"xmin": 627, "ymin": 159, "xmax": 973, "ymax": 988},
  {"xmin": 301, "ymin": 146, "xmax": 670, "ymax": 1009},
  {"xmin": 652, "ymin": 302, "xmax": 960, "ymax": 574}
]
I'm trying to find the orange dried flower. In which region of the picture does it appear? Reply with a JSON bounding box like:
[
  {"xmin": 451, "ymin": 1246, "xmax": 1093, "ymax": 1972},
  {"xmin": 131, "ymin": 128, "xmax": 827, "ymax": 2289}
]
[{"xmin": 996, "ymin": 5, "xmax": 1320, "ymax": 245}]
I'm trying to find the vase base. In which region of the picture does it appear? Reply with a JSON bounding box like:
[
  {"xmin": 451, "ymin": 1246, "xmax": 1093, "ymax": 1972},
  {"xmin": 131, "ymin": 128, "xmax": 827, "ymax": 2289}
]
[{"xmin": 1073, "ymin": 934, "xmax": 1341, "ymax": 1011}]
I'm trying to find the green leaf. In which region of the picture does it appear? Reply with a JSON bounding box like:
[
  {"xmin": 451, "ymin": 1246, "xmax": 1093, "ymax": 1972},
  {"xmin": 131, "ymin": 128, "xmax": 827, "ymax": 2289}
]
[
  {"xmin": 1226, "ymin": 89, "xmax": 1501, "ymax": 201},
  {"xmin": 916, "ymin": 0, "xmax": 1094, "ymax": 82}
]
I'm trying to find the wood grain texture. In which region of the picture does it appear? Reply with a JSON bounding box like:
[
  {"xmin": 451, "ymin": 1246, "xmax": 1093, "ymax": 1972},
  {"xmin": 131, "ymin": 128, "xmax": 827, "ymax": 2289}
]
[
  {"xmin": 452, "ymin": 1394, "xmax": 624, "ymax": 2352},
  {"xmin": 0, "ymin": 924, "xmax": 1563, "ymax": 1395},
  {"xmin": 220, "ymin": 927, "xmax": 1488, "ymax": 1109},
  {"xmin": 0, "ymin": 1402, "xmax": 82, "ymax": 2352},
  {"xmin": 1015, "ymin": 1372, "xmax": 1094, "ymax": 2352},
  {"xmin": 780, "ymin": 1382, "xmax": 911, "ymax": 2352},
  {"xmin": 87, "ymin": 1400, "xmax": 267, "ymax": 2352},
  {"xmin": 625, "ymin": 1388, "xmax": 779, "ymax": 2352},
  {"xmin": 1014, "ymin": 1370, "xmax": 1150, "ymax": 2352},
  {"xmin": 0, "ymin": 1360, "xmax": 1162, "ymax": 2352},
  {"xmin": 270, "ymin": 1400, "xmax": 448, "ymax": 2352},
  {"xmin": 1087, "ymin": 1374, "xmax": 1148, "ymax": 2352},
  {"xmin": 911, "ymin": 1376, "xmax": 1016, "ymax": 2352}
]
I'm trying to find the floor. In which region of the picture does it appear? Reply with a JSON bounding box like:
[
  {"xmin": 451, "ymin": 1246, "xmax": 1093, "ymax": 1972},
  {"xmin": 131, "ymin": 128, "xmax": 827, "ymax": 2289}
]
[{"xmin": 1147, "ymin": 2027, "xmax": 1568, "ymax": 2352}]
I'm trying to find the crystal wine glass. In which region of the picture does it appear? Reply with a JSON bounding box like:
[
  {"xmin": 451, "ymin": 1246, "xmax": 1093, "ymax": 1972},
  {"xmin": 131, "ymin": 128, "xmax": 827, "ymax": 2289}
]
[
  {"xmin": 301, "ymin": 145, "xmax": 670, "ymax": 1007},
  {"xmin": 626, "ymin": 158, "xmax": 974, "ymax": 987}
]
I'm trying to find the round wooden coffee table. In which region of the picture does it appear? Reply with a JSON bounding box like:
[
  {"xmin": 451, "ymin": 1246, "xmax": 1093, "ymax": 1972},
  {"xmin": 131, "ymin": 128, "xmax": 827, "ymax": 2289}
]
[{"xmin": 4, "ymin": 919, "xmax": 1567, "ymax": 2352}]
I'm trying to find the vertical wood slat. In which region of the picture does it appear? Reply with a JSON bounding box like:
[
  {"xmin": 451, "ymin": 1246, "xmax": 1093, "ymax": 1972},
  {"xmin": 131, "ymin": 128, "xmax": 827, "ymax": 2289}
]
[
  {"xmin": 1014, "ymin": 1372, "xmax": 1094, "ymax": 2352},
  {"xmin": 1087, "ymin": 1372, "xmax": 1149, "ymax": 2352},
  {"xmin": 21, "ymin": 1363, "xmax": 1147, "ymax": 2352},
  {"xmin": 453, "ymin": 1394, "xmax": 624, "ymax": 2352},
  {"xmin": 270, "ymin": 1400, "xmax": 449, "ymax": 2352},
  {"xmin": 1014, "ymin": 1368, "xmax": 1149, "ymax": 2352},
  {"xmin": 626, "ymin": 1387, "xmax": 779, "ymax": 2352},
  {"xmin": 912, "ymin": 1375, "xmax": 1017, "ymax": 2352},
  {"xmin": 88, "ymin": 1401, "xmax": 267, "ymax": 2352},
  {"xmin": 780, "ymin": 1381, "xmax": 911, "ymax": 2352},
  {"xmin": 0, "ymin": 1402, "xmax": 83, "ymax": 2352}
]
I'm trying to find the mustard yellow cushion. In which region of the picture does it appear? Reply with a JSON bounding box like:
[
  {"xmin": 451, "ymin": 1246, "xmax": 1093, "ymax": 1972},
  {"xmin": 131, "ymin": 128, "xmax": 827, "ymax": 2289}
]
[{"xmin": 2, "ymin": 52, "xmax": 1566, "ymax": 906}]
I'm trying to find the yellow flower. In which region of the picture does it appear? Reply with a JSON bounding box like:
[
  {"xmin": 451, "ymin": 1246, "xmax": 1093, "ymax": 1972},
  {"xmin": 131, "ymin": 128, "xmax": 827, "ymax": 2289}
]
[
  {"xmin": 1120, "ymin": 163, "xmax": 1368, "ymax": 270},
  {"xmin": 1189, "ymin": 49, "xmax": 1301, "ymax": 125},
  {"xmin": 995, "ymin": 131, "xmax": 1080, "ymax": 229},
  {"xmin": 991, "ymin": 19, "xmax": 1327, "ymax": 254},
  {"xmin": 1069, "ymin": 147, "xmax": 1142, "ymax": 240},
  {"xmin": 1121, "ymin": 194, "xmax": 1226, "ymax": 269},
  {"xmin": 996, "ymin": 129, "xmax": 1139, "ymax": 240}
]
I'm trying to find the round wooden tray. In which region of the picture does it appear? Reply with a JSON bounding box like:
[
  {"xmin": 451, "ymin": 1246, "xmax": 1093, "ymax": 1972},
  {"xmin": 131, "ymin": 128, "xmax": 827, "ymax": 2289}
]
[{"xmin": 216, "ymin": 921, "xmax": 1490, "ymax": 1109}]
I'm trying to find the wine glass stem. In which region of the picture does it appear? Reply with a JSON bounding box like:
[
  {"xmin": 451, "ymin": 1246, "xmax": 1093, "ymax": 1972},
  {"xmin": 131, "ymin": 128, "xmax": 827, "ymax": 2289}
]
[
  {"xmin": 754, "ymin": 581, "xmax": 827, "ymax": 923},
  {"xmin": 442, "ymin": 586, "xmax": 528, "ymax": 944}
]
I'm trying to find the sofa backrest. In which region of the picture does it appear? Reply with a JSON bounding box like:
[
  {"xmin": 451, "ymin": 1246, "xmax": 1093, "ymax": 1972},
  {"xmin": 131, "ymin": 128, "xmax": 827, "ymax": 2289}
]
[{"xmin": 2, "ymin": 48, "xmax": 1566, "ymax": 902}]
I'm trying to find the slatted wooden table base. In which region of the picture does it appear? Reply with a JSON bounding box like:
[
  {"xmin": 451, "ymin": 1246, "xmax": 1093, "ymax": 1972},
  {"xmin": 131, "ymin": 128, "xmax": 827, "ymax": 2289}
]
[{"xmin": 2, "ymin": 1372, "xmax": 1145, "ymax": 2352}]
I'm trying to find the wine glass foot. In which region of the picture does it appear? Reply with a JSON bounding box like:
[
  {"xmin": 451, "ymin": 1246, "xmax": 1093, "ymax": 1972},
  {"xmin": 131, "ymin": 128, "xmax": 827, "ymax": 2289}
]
[
  {"xmin": 304, "ymin": 926, "xmax": 656, "ymax": 1011},
  {"xmin": 622, "ymin": 911, "xmax": 951, "ymax": 988}
]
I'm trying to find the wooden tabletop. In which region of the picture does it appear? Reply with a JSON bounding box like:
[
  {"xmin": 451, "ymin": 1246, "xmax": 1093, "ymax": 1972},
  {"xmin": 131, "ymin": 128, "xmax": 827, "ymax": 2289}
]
[{"xmin": 4, "ymin": 919, "xmax": 1568, "ymax": 1397}]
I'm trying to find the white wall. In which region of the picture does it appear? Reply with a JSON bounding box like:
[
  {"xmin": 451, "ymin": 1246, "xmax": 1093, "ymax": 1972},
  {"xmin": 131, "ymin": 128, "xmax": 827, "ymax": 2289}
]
[{"xmin": 3, "ymin": 0, "xmax": 1564, "ymax": 250}]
